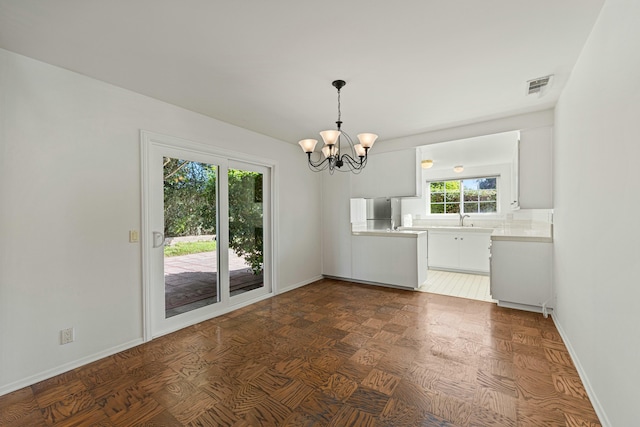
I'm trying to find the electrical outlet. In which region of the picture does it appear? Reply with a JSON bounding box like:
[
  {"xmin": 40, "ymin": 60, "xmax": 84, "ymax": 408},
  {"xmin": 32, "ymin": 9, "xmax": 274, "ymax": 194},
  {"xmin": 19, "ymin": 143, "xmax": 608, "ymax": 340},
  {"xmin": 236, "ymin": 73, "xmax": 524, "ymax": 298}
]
[{"xmin": 60, "ymin": 327, "xmax": 74, "ymax": 345}]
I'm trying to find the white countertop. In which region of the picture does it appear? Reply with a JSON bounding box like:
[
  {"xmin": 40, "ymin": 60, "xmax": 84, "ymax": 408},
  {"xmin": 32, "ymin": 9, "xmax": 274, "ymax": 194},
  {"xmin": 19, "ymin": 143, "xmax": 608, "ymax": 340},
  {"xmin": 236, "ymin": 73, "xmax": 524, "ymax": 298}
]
[
  {"xmin": 400, "ymin": 226, "xmax": 494, "ymax": 234},
  {"xmin": 352, "ymin": 230, "xmax": 427, "ymax": 238},
  {"xmin": 490, "ymin": 225, "xmax": 553, "ymax": 243},
  {"xmin": 399, "ymin": 225, "xmax": 553, "ymax": 243}
]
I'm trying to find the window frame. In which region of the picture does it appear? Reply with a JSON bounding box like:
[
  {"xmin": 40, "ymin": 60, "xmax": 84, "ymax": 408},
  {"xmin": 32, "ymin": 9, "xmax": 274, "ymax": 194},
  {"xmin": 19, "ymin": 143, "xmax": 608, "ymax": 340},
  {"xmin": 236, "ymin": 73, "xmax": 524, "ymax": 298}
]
[{"xmin": 427, "ymin": 175, "xmax": 500, "ymax": 215}]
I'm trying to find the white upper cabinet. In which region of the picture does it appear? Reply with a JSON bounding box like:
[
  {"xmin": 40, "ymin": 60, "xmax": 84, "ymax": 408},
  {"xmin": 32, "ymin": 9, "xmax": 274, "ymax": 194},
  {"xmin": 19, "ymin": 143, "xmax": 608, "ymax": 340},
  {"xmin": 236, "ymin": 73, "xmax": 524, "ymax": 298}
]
[
  {"xmin": 351, "ymin": 149, "xmax": 420, "ymax": 198},
  {"xmin": 518, "ymin": 126, "xmax": 553, "ymax": 209},
  {"xmin": 510, "ymin": 141, "xmax": 520, "ymax": 209},
  {"xmin": 349, "ymin": 198, "xmax": 366, "ymax": 223}
]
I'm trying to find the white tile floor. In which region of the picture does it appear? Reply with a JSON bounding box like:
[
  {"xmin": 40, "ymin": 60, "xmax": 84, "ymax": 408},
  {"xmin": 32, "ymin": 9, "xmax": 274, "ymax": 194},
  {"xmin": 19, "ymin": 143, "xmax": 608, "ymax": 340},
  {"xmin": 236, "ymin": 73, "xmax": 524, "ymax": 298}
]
[{"xmin": 419, "ymin": 269, "xmax": 496, "ymax": 303}]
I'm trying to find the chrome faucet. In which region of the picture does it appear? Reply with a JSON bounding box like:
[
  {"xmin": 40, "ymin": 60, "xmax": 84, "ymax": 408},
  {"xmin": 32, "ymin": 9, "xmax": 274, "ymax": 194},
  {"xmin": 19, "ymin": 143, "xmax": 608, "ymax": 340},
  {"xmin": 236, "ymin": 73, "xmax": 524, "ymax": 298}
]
[{"xmin": 459, "ymin": 212, "xmax": 470, "ymax": 227}]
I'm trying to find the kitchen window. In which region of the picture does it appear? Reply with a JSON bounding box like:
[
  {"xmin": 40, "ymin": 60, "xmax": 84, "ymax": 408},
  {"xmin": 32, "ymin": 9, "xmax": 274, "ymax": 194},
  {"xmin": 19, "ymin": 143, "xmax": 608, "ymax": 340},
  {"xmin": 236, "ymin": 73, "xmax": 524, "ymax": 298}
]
[{"xmin": 428, "ymin": 177, "xmax": 498, "ymax": 214}]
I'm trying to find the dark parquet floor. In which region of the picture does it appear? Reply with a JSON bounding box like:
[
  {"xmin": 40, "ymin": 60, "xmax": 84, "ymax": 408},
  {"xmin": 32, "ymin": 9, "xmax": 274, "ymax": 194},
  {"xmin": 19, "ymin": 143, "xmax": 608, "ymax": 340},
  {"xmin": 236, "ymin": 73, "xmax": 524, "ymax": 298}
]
[{"xmin": 0, "ymin": 279, "xmax": 601, "ymax": 426}]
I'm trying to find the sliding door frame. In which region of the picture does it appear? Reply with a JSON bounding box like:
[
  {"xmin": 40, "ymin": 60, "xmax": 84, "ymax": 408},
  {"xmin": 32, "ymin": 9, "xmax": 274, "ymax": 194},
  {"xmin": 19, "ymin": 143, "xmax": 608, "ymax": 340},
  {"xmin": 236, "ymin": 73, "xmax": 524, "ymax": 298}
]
[{"xmin": 140, "ymin": 130, "xmax": 277, "ymax": 341}]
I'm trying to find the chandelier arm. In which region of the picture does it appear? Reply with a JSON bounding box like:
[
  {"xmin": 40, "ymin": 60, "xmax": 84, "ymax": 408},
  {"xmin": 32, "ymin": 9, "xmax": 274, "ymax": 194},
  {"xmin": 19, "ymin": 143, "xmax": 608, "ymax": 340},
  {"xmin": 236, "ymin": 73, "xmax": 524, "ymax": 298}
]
[
  {"xmin": 332, "ymin": 156, "xmax": 366, "ymax": 173},
  {"xmin": 340, "ymin": 153, "xmax": 367, "ymax": 169},
  {"xmin": 299, "ymin": 79, "xmax": 376, "ymax": 174},
  {"xmin": 307, "ymin": 155, "xmax": 331, "ymax": 171},
  {"xmin": 338, "ymin": 130, "xmax": 355, "ymax": 147},
  {"xmin": 308, "ymin": 162, "xmax": 329, "ymax": 172},
  {"xmin": 337, "ymin": 164, "xmax": 365, "ymax": 174},
  {"xmin": 336, "ymin": 130, "xmax": 363, "ymax": 162}
]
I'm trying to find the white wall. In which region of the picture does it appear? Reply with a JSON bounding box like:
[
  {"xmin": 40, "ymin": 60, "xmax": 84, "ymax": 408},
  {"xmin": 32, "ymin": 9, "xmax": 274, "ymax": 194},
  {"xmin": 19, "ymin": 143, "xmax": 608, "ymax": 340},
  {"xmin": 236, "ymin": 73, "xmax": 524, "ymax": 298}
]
[
  {"xmin": 553, "ymin": 1, "xmax": 640, "ymax": 425},
  {"xmin": 322, "ymin": 112, "xmax": 554, "ymax": 279},
  {"xmin": 350, "ymin": 149, "xmax": 420, "ymax": 198},
  {"xmin": 0, "ymin": 49, "xmax": 322, "ymax": 393},
  {"xmin": 376, "ymin": 109, "xmax": 554, "ymax": 154}
]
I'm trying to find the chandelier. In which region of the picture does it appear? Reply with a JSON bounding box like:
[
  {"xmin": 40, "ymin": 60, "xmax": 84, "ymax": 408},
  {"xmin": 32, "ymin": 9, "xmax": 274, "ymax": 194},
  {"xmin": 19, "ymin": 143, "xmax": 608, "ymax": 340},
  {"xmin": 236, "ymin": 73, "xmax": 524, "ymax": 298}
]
[{"xmin": 298, "ymin": 80, "xmax": 378, "ymax": 173}]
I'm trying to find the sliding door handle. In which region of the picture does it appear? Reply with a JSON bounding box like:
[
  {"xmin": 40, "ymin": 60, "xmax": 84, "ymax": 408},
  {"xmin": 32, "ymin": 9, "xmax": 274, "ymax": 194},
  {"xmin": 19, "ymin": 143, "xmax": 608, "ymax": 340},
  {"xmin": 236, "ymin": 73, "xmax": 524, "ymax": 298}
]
[{"xmin": 152, "ymin": 231, "xmax": 165, "ymax": 248}]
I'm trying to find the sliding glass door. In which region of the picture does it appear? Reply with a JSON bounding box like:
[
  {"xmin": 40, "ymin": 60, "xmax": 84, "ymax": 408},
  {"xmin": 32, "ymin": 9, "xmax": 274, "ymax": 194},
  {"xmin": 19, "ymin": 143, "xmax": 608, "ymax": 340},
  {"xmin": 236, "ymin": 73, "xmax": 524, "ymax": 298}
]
[
  {"xmin": 163, "ymin": 158, "xmax": 220, "ymax": 318},
  {"xmin": 228, "ymin": 162, "xmax": 270, "ymax": 303},
  {"xmin": 142, "ymin": 133, "xmax": 272, "ymax": 338}
]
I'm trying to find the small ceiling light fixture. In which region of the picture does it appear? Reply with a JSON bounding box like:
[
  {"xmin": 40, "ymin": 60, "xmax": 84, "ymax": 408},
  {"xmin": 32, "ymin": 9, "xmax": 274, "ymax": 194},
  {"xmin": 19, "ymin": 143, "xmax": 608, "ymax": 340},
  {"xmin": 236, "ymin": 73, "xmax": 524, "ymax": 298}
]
[
  {"xmin": 421, "ymin": 159, "xmax": 434, "ymax": 169},
  {"xmin": 453, "ymin": 165, "xmax": 464, "ymax": 173},
  {"xmin": 298, "ymin": 80, "xmax": 377, "ymax": 173}
]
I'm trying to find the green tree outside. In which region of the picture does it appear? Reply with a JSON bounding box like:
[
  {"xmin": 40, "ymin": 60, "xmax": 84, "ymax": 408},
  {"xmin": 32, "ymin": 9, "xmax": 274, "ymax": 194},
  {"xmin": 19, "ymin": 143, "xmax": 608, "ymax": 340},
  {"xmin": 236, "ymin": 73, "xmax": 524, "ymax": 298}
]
[{"xmin": 163, "ymin": 158, "xmax": 263, "ymax": 275}]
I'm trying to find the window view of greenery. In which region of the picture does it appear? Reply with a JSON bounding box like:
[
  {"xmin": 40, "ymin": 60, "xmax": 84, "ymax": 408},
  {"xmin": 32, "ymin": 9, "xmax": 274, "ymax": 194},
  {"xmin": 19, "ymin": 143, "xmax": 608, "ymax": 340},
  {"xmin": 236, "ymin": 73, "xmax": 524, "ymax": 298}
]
[
  {"xmin": 163, "ymin": 158, "xmax": 264, "ymax": 274},
  {"xmin": 429, "ymin": 177, "xmax": 497, "ymax": 214},
  {"xmin": 164, "ymin": 158, "xmax": 217, "ymax": 238},
  {"xmin": 228, "ymin": 168, "xmax": 264, "ymax": 275}
]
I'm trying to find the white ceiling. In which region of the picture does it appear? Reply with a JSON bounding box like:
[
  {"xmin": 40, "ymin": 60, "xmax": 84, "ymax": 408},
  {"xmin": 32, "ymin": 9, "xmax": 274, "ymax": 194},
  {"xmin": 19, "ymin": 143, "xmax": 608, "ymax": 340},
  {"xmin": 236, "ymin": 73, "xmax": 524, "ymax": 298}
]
[{"xmin": 0, "ymin": 0, "xmax": 604, "ymax": 146}]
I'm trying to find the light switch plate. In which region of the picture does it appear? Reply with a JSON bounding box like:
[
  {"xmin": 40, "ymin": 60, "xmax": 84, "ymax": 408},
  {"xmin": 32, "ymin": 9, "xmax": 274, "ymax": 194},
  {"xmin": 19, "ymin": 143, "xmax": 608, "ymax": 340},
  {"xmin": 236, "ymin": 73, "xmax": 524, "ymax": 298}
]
[{"xmin": 129, "ymin": 230, "xmax": 139, "ymax": 243}]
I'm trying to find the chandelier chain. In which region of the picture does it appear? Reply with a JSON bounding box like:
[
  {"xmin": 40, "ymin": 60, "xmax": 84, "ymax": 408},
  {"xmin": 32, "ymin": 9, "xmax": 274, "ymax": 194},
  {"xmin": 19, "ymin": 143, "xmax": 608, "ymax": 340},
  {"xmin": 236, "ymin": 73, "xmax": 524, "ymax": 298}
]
[{"xmin": 337, "ymin": 87, "xmax": 341, "ymax": 124}]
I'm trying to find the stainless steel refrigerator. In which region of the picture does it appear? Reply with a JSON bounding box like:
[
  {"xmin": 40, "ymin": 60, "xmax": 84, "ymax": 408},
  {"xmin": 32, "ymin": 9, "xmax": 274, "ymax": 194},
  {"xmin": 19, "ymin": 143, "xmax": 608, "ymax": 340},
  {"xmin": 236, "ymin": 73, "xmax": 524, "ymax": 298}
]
[{"xmin": 365, "ymin": 197, "xmax": 401, "ymax": 230}]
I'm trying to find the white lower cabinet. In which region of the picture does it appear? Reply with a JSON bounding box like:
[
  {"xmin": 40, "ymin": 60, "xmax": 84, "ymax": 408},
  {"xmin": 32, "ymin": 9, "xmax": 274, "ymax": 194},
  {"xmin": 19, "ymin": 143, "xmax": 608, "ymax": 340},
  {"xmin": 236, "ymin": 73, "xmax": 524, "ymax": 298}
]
[
  {"xmin": 490, "ymin": 239, "xmax": 553, "ymax": 312},
  {"xmin": 351, "ymin": 233, "xmax": 428, "ymax": 289},
  {"xmin": 428, "ymin": 231, "xmax": 491, "ymax": 273},
  {"xmin": 427, "ymin": 232, "xmax": 459, "ymax": 270}
]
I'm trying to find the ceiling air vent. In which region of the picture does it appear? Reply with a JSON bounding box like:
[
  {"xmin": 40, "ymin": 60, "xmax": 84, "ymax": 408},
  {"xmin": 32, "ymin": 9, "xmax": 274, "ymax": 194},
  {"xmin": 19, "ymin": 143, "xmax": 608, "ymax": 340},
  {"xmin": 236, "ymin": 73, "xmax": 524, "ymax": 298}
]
[{"xmin": 526, "ymin": 75, "xmax": 553, "ymax": 96}]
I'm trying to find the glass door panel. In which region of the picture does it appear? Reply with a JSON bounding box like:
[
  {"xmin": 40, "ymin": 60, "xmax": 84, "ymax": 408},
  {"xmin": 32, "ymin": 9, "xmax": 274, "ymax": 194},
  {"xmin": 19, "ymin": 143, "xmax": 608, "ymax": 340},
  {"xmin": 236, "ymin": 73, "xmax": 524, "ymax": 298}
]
[
  {"xmin": 228, "ymin": 167, "xmax": 265, "ymax": 296},
  {"xmin": 163, "ymin": 157, "xmax": 219, "ymax": 318},
  {"xmin": 143, "ymin": 132, "xmax": 273, "ymax": 339}
]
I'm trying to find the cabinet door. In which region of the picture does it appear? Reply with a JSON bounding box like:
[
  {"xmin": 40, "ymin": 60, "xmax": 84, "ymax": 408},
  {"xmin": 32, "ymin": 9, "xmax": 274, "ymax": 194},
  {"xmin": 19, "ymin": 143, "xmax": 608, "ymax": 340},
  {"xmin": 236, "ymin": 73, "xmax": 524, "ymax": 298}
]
[
  {"xmin": 519, "ymin": 126, "xmax": 553, "ymax": 208},
  {"xmin": 352, "ymin": 235, "xmax": 419, "ymax": 287},
  {"xmin": 428, "ymin": 232, "xmax": 459, "ymax": 269},
  {"xmin": 490, "ymin": 240, "xmax": 552, "ymax": 306},
  {"xmin": 510, "ymin": 140, "xmax": 520, "ymax": 208},
  {"xmin": 459, "ymin": 233, "xmax": 490, "ymax": 273},
  {"xmin": 350, "ymin": 198, "xmax": 366, "ymax": 223}
]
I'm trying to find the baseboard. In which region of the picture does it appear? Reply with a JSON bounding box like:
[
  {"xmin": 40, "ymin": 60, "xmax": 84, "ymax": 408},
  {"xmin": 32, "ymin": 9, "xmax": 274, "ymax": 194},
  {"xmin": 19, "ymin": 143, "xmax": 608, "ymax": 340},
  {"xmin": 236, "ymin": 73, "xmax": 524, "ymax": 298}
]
[
  {"xmin": 324, "ymin": 276, "xmax": 418, "ymax": 292},
  {"xmin": 428, "ymin": 267, "xmax": 489, "ymax": 276},
  {"xmin": 0, "ymin": 277, "xmax": 324, "ymax": 397},
  {"xmin": 277, "ymin": 275, "xmax": 323, "ymax": 295},
  {"xmin": 552, "ymin": 314, "xmax": 611, "ymax": 427},
  {"xmin": 0, "ymin": 338, "xmax": 144, "ymax": 397},
  {"xmin": 497, "ymin": 300, "xmax": 553, "ymax": 315}
]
